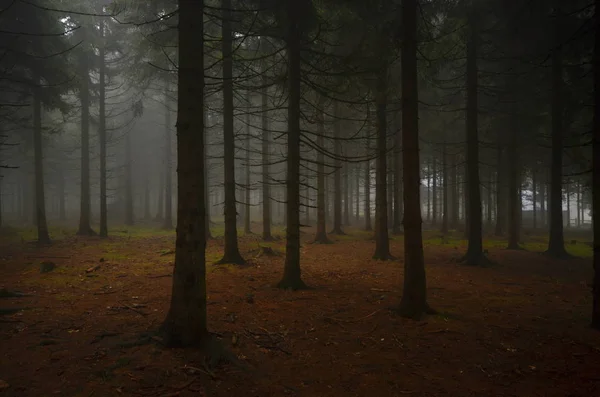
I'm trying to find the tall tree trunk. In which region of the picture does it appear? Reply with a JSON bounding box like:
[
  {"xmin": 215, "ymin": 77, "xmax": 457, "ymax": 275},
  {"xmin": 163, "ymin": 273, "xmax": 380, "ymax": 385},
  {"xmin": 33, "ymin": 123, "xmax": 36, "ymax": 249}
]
[
  {"xmin": 58, "ymin": 168, "xmax": 66, "ymax": 221},
  {"xmin": 372, "ymin": 67, "xmax": 392, "ymax": 260},
  {"xmin": 244, "ymin": 92, "xmax": 252, "ymax": 235},
  {"xmin": 432, "ymin": 157, "xmax": 437, "ymax": 225},
  {"xmin": 144, "ymin": 178, "xmax": 151, "ymax": 220},
  {"xmin": 450, "ymin": 152, "xmax": 458, "ymax": 229},
  {"xmin": 343, "ymin": 160, "xmax": 349, "ymax": 226},
  {"xmin": 546, "ymin": 7, "xmax": 569, "ymax": 258},
  {"xmin": 161, "ymin": 0, "xmax": 208, "ymax": 347},
  {"xmin": 156, "ymin": 168, "xmax": 164, "ymax": 221},
  {"xmin": 331, "ymin": 102, "xmax": 344, "ymax": 234},
  {"xmin": 365, "ymin": 120, "xmax": 372, "ymax": 231},
  {"xmin": 33, "ymin": 85, "xmax": 50, "ymax": 244},
  {"xmin": 314, "ymin": 97, "xmax": 330, "ymax": 244},
  {"xmin": 393, "ymin": 119, "xmax": 403, "ymax": 234},
  {"xmin": 277, "ymin": 0, "xmax": 307, "ymax": 290},
  {"xmin": 577, "ymin": 182, "xmax": 581, "ymax": 227},
  {"xmin": 261, "ymin": 69, "xmax": 273, "ymax": 241},
  {"xmin": 426, "ymin": 164, "xmax": 431, "ymax": 223},
  {"xmin": 204, "ymin": 98, "xmax": 213, "ymax": 239},
  {"xmin": 464, "ymin": 8, "xmax": 485, "ymax": 265},
  {"xmin": 77, "ymin": 51, "xmax": 95, "ymax": 236},
  {"xmin": 507, "ymin": 119, "xmax": 521, "ymax": 249},
  {"xmin": 218, "ymin": 0, "xmax": 245, "ymax": 264},
  {"xmin": 540, "ymin": 173, "xmax": 548, "ymax": 229},
  {"xmin": 566, "ymin": 182, "xmax": 571, "ymax": 229},
  {"xmin": 487, "ymin": 167, "xmax": 493, "ymax": 227},
  {"xmin": 355, "ymin": 165, "xmax": 360, "ymax": 223},
  {"xmin": 163, "ymin": 85, "xmax": 173, "ymax": 229},
  {"xmin": 532, "ymin": 170, "xmax": 537, "ymax": 229},
  {"xmin": 441, "ymin": 138, "xmax": 449, "ymax": 234},
  {"xmin": 398, "ymin": 0, "xmax": 429, "ymax": 318},
  {"xmin": 592, "ymin": 0, "xmax": 600, "ymax": 329},
  {"xmin": 99, "ymin": 20, "xmax": 108, "ymax": 237},
  {"xmin": 124, "ymin": 131, "xmax": 134, "ymax": 226}
]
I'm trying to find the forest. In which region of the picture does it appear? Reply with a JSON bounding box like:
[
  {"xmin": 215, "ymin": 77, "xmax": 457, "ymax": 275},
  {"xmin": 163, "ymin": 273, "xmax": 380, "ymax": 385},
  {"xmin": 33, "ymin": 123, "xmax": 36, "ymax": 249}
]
[{"xmin": 0, "ymin": 0, "xmax": 599, "ymax": 395}]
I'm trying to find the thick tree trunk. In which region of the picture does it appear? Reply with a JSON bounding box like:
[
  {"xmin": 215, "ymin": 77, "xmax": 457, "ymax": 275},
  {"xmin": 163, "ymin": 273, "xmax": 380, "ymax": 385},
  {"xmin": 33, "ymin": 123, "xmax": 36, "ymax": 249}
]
[
  {"xmin": 277, "ymin": 0, "xmax": 307, "ymax": 290},
  {"xmin": 161, "ymin": 0, "xmax": 208, "ymax": 347},
  {"xmin": 331, "ymin": 102, "xmax": 344, "ymax": 234},
  {"xmin": 58, "ymin": 168, "xmax": 66, "ymax": 221},
  {"xmin": 124, "ymin": 131, "xmax": 134, "ymax": 226},
  {"xmin": 592, "ymin": 0, "xmax": 600, "ymax": 330},
  {"xmin": 372, "ymin": 68, "xmax": 392, "ymax": 260},
  {"xmin": 218, "ymin": 0, "xmax": 245, "ymax": 265},
  {"xmin": 204, "ymin": 100, "xmax": 213, "ymax": 239},
  {"xmin": 441, "ymin": 139, "xmax": 449, "ymax": 234},
  {"xmin": 393, "ymin": 119, "xmax": 403, "ymax": 234},
  {"xmin": 99, "ymin": 21, "xmax": 108, "ymax": 237},
  {"xmin": 486, "ymin": 167, "xmax": 492, "ymax": 228},
  {"xmin": 156, "ymin": 168, "xmax": 164, "ymax": 221},
  {"xmin": 398, "ymin": 0, "xmax": 428, "ymax": 318},
  {"xmin": 432, "ymin": 157, "xmax": 437, "ymax": 225},
  {"xmin": 163, "ymin": 85, "xmax": 173, "ymax": 230},
  {"xmin": 541, "ymin": 172, "xmax": 547, "ymax": 229},
  {"xmin": 546, "ymin": 9, "xmax": 569, "ymax": 258},
  {"xmin": 261, "ymin": 70, "xmax": 273, "ymax": 241},
  {"xmin": 566, "ymin": 183, "xmax": 571, "ymax": 229},
  {"xmin": 244, "ymin": 92, "xmax": 252, "ymax": 235},
  {"xmin": 33, "ymin": 86, "xmax": 50, "ymax": 244},
  {"xmin": 343, "ymin": 160, "xmax": 349, "ymax": 226},
  {"xmin": 450, "ymin": 152, "xmax": 458, "ymax": 229},
  {"xmin": 507, "ymin": 119, "xmax": 521, "ymax": 249},
  {"xmin": 463, "ymin": 9, "xmax": 485, "ymax": 265},
  {"xmin": 77, "ymin": 52, "xmax": 95, "ymax": 236},
  {"xmin": 365, "ymin": 123, "xmax": 372, "ymax": 231},
  {"xmin": 314, "ymin": 97, "xmax": 330, "ymax": 244}
]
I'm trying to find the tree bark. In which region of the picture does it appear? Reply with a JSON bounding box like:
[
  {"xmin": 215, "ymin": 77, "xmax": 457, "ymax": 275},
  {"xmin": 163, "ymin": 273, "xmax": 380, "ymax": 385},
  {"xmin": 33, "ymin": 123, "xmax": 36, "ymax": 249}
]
[
  {"xmin": 532, "ymin": 170, "xmax": 537, "ymax": 229},
  {"xmin": 365, "ymin": 119, "xmax": 372, "ymax": 231},
  {"xmin": 77, "ymin": 48, "xmax": 95, "ymax": 236},
  {"xmin": 546, "ymin": 7, "xmax": 569, "ymax": 258},
  {"xmin": 277, "ymin": 0, "xmax": 307, "ymax": 290},
  {"xmin": 314, "ymin": 96, "xmax": 331, "ymax": 244},
  {"xmin": 393, "ymin": 118, "xmax": 403, "ymax": 234},
  {"xmin": 99, "ymin": 20, "xmax": 108, "ymax": 237},
  {"xmin": 124, "ymin": 130, "xmax": 134, "ymax": 226},
  {"xmin": 218, "ymin": 0, "xmax": 245, "ymax": 265},
  {"xmin": 398, "ymin": 0, "xmax": 429, "ymax": 318},
  {"xmin": 592, "ymin": 0, "xmax": 600, "ymax": 330},
  {"xmin": 244, "ymin": 91, "xmax": 252, "ymax": 235},
  {"xmin": 432, "ymin": 157, "xmax": 437, "ymax": 225},
  {"xmin": 441, "ymin": 138, "xmax": 449, "ymax": 234},
  {"xmin": 261, "ymin": 68, "xmax": 273, "ymax": 241},
  {"xmin": 33, "ymin": 85, "xmax": 50, "ymax": 244},
  {"xmin": 372, "ymin": 67, "xmax": 392, "ymax": 260},
  {"xmin": 204, "ymin": 97, "xmax": 213, "ymax": 239},
  {"xmin": 463, "ymin": 7, "xmax": 485, "ymax": 265},
  {"xmin": 507, "ymin": 118, "xmax": 521, "ymax": 249},
  {"xmin": 331, "ymin": 102, "xmax": 344, "ymax": 234},
  {"xmin": 163, "ymin": 84, "xmax": 173, "ymax": 230},
  {"xmin": 161, "ymin": 0, "xmax": 208, "ymax": 347},
  {"xmin": 450, "ymin": 152, "xmax": 458, "ymax": 229}
]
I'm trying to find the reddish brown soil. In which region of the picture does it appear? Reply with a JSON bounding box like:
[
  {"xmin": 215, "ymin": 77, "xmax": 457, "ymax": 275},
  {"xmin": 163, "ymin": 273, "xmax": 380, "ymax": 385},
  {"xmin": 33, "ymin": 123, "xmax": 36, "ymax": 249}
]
[{"xmin": 1, "ymin": 228, "xmax": 599, "ymax": 397}]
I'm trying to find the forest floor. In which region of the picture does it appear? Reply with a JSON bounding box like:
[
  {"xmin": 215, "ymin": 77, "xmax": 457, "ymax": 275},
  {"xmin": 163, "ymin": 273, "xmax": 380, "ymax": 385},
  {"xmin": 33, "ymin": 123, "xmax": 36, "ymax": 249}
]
[{"xmin": 0, "ymin": 223, "xmax": 599, "ymax": 397}]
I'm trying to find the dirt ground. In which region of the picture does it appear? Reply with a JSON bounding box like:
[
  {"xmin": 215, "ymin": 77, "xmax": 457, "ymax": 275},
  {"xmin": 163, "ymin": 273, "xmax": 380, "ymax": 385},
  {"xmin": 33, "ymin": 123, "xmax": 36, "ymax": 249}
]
[{"xmin": 1, "ymin": 225, "xmax": 599, "ymax": 397}]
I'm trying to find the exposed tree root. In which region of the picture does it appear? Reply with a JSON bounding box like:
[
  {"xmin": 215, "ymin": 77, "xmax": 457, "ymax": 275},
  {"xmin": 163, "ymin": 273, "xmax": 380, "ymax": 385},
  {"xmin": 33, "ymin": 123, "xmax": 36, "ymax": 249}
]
[
  {"xmin": 330, "ymin": 228, "xmax": 346, "ymax": 235},
  {"xmin": 459, "ymin": 253, "xmax": 495, "ymax": 267},
  {"xmin": 215, "ymin": 252, "xmax": 247, "ymax": 266},
  {"xmin": 76, "ymin": 228, "xmax": 97, "ymax": 237}
]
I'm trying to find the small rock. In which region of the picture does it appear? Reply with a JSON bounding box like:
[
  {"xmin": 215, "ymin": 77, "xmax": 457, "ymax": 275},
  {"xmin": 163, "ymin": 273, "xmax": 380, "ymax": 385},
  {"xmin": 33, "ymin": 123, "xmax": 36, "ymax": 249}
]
[{"xmin": 40, "ymin": 261, "xmax": 56, "ymax": 273}]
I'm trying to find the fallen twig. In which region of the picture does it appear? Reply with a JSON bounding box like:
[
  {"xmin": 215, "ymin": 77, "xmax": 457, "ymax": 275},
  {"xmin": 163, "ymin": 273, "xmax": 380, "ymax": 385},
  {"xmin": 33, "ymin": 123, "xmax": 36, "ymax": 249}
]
[
  {"xmin": 323, "ymin": 309, "xmax": 383, "ymax": 324},
  {"xmin": 148, "ymin": 274, "xmax": 172, "ymax": 279}
]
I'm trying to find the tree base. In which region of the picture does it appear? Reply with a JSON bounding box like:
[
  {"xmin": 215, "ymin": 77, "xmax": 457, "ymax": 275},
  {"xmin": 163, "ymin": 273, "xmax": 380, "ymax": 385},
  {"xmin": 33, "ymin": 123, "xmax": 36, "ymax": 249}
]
[
  {"xmin": 506, "ymin": 244, "xmax": 525, "ymax": 251},
  {"xmin": 216, "ymin": 251, "xmax": 247, "ymax": 266},
  {"xmin": 459, "ymin": 252, "xmax": 494, "ymax": 267},
  {"xmin": 262, "ymin": 234, "xmax": 275, "ymax": 242},
  {"xmin": 76, "ymin": 227, "xmax": 97, "ymax": 237},
  {"xmin": 37, "ymin": 235, "xmax": 51, "ymax": 246},
  {"xmin": 313, "ymin": 232, "xmax": 332, "ymax": 244},
  {"xmin": 276, "ymin": 277, "xmax": 309, "ymax": 291},
  {"xmin": 393, "ymin": 302, "xmax": 436, "ymax": 320},
  {"xmin": 543, "ymin": 248, "xmax": 573, "ymax": 260},
  {"xmin": 330, "ymin": 228, "xmax": 345, "ymax": 235},
  {"xmin": 372, "ymin": 250, "xmax": 395, "ymax": 261}
]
